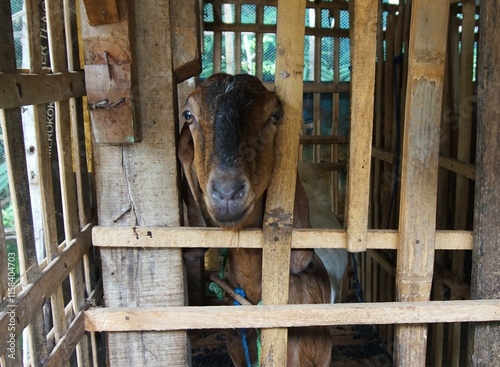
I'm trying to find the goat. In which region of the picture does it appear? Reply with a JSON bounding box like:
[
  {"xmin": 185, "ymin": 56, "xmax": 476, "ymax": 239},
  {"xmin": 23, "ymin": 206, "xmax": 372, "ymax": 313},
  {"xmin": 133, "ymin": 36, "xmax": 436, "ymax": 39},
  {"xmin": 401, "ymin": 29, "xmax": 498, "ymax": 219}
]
[{"xmin": 179, "ymin": 73, "xmax": 347, "ymax": 367}]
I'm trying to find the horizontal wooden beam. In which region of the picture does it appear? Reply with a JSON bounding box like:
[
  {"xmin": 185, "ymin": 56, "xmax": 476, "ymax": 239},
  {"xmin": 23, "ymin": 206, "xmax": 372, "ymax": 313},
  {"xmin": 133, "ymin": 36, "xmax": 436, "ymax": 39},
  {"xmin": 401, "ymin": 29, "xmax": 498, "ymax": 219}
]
[
  {"xmin": 205, "ymin": 22, "xmax": 350, "ymax": 39},
  {"xmin": 371, "ymin": 148, "xmax": 476, "ymax": 180},
  {"xmin": 0, "ymin": 71, "xmax": 86, "ymax": 109},
  {"xmin": 92, "ymin": 226, "xmax": 473, "ymax": 250},
  {"xmin": 299, "ymin": 135, "xmax": 349, "ymax": 145},
  {"xmin": 372, "ymin": 146, "xmax": 395, "ymax": 164},
  {"xmin": 0, "ymin": 222, "xmax": 94, "ymax": 358},
  {"xmin": 84, "ymin": 299, "xmax": 500, "ymax": 332},
  {"xmin": 262, "ymin": 81, "xmax": 351, "ymax": 94},
  {"xmin": 439, "ymin": 155, "xmax": 476, "ymax": 180}
]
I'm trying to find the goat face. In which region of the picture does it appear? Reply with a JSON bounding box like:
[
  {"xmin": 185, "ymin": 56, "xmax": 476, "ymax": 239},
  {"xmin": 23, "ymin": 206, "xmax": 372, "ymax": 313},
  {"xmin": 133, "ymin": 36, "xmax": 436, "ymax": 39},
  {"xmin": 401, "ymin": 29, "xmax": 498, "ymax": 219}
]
[{"xmin": 181, "ymin": 73, "xmax": 283, "ymax": 230}]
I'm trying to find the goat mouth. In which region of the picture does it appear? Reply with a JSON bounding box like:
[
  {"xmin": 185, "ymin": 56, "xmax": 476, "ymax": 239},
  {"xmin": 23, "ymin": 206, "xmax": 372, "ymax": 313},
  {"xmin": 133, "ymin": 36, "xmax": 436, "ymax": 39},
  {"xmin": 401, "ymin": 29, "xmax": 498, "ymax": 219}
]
[{"xmin": 209, "ymin": 203, "xmax": 254, "ymax": 230}]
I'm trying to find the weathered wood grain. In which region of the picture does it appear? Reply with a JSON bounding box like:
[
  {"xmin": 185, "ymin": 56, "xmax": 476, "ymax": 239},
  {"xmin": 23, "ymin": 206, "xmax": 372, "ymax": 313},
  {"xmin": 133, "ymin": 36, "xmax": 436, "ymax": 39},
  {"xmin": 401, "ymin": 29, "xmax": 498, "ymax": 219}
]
[
  {"xmin": 88, "ymin": 0, "xmax": 189, "ymax": 365},
  {"xmin": 467, "ymin": 0, "xmax": 500, "ymax": 363},
  {"xmin": 0, "ymin": 72, "xmax": 86, "ymax": 109}
]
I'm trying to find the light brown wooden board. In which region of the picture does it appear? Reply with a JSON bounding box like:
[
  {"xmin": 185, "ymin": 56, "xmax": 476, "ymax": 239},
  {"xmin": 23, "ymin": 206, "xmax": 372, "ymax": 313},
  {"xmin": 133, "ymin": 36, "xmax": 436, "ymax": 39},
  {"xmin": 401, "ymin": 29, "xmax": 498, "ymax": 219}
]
[
  {"xmin": 84, "ymin": 299, "xmax": 500, "ymax": 332},
  {"xmin": 92, "ymin": 226, "xmax": 473, "ymax": 251}
]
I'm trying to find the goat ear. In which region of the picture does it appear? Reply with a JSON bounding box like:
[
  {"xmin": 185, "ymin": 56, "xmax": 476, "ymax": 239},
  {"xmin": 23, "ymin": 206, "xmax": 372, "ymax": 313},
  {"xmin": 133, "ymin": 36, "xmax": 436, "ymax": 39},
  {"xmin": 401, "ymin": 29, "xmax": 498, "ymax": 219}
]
[
  {"xmin": 290, "ymin": 174, "xmax": 315, "ymax": 274},
  {"xmin": 179, "ymin": 122, "xmax": 208, "ymax": 261}
]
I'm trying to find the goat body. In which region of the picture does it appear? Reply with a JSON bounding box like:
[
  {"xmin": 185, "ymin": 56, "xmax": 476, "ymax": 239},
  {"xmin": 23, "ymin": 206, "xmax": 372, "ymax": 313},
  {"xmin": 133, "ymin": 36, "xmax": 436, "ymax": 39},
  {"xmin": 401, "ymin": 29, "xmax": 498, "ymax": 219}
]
[{"xmin": 179, "ymin": 73, "xmax": 347, "ymax": 367}]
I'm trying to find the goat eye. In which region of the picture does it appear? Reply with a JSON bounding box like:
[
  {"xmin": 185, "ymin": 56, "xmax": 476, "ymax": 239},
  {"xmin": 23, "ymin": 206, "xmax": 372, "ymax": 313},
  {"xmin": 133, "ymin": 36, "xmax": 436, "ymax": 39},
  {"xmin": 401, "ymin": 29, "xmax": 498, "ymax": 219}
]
[
  {"xmin": 183, "ymin": 110, "xmax": 194, "ymax": 124},
  {"xmin": 270, "ymin": 112, "xmax": 282, "ymax": 124}
]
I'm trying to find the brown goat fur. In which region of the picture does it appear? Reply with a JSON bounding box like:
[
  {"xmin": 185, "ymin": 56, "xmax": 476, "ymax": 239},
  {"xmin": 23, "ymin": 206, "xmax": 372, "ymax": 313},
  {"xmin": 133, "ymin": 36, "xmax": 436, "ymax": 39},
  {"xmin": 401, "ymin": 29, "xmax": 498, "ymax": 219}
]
[{"xmin": 179, "ymin": 73, "xmax": 339, "ymax": 366}]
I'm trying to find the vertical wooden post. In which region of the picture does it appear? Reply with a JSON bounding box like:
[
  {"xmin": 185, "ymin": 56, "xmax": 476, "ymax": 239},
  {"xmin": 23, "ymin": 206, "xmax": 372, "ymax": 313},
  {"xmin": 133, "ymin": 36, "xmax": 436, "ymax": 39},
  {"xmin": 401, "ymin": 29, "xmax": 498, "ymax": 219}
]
[
  {"xmin": 86, "ymin": 0, "xmax": 189, "ymax": 366},
  {"xmin": 260, "ymin": 0, "xmax": 305, "ymax": 365},
  {"xmin": 467, "ymin": 0, "xmax": 500, "ymax": 364},
  {"xmin": 393, "ymin": 0, "xmax": 449, "ymax": 365},
  {"xmin": 346, "ymin": 0, "xmax": 378, "ymax": 251}
]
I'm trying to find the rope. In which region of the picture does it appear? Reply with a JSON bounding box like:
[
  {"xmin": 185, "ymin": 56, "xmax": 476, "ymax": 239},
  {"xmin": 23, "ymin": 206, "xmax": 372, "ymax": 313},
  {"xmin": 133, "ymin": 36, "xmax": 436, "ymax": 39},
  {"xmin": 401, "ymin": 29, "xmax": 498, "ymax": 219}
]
[
  {"xmin": 208, "ymin": 248, "xmax": 229, "ymax": 300},
  {"xmin": 233, "ymin": 288, "xmax": 252, "ymax": 367},
  {"xmin": 208, "ymin": 249, "xmax": 261, "ymax": 367}
]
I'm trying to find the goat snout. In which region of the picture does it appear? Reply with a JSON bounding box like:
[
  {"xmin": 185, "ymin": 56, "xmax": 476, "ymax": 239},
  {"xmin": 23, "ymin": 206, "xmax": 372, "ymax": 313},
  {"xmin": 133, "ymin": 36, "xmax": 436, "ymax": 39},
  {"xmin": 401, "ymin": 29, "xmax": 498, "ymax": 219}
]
[{"xmin": 207, "ymin": 173, "xmax": 252, "ymax": 226}]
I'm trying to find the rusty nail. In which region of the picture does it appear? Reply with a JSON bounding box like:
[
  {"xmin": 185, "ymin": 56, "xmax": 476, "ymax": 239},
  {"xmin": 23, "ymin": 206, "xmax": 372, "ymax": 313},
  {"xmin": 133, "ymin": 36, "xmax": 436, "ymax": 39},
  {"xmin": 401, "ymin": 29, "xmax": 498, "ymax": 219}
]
[{"xmin": 104, "ymin": 51, "xmax": 112, "ymax": 80}]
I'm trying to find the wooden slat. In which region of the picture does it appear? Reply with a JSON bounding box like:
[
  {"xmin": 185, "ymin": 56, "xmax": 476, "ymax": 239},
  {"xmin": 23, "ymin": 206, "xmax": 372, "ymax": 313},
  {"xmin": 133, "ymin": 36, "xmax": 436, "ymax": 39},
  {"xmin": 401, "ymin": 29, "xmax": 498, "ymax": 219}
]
[
  {"xmin": 84, "ymin": 299, "xmax": 500, "ymax": 332},
  {"xmin": 0, "ymin": 3, "xmax": 48, "ymax": 364},
  {"xmin": 260, "ymin": 0, "xmax": 306, "ymax": 365},
  {"xmin": 439, "ymin": 155, "xmax": 476, "ymax": 180},
  {"xmin": 453, "ymin": 0, "xmax": 475, "ymax": 231},
  {"xmin": 92, "ymin": 226, "xmax": 473, "ymax": 250},
  {"xmin": 0, "ymin": 223, "xmax": 93, "ymax": 358},
  {"xmin": 467, "ymin": 0, "xmax": 500, "ymax": 363},
  {"xmin": 46, "ymin": 3, "xmax": 91, "ymax": 365},
  {"xmin": 0, "ymin": 72, "xmax": 86, "ymax": 109},
  {"xmin": 262, "ymin": 81, "xmax": 350, "ymax": 94},
  {"xmin": 81, "ymin": 0, "xmax": 119, "ymax": 26},
  {"xmin": 345, "ymin": 0, "xmax": 378, "ymax": 252},
  {"xmin": 394, "ymin": 0, "xmax": 449, "ymax": 365},
  {"xmin": 204, "ymin": 22, "xmax": 350, "ymax": 39},
  {"xmin": 43, "ymin": 310, "xmax": 85, "ymax": 367},
  {"xmin": 373, "ymin": 149, "xmax": 477, "ymax": 180}
]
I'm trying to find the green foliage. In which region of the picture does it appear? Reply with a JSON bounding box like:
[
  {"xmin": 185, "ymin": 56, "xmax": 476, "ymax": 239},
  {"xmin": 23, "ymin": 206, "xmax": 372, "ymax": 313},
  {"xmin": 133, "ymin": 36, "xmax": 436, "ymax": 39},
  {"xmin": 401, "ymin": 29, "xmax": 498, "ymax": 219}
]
[{"xmin": 2, "ymin": 203, "xmax": 15, "ymax": 229}]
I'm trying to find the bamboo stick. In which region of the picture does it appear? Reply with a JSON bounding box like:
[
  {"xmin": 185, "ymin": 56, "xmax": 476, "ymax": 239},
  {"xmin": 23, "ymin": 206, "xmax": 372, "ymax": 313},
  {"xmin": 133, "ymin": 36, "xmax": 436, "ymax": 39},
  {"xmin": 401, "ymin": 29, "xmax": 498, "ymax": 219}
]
[
  {"xmin": 394, "ymin": 0, "xmax": 449, "ymax": 365},
  {"xmin": 345, "ymin": 0, "xmax": 378, "ymax": 252}
]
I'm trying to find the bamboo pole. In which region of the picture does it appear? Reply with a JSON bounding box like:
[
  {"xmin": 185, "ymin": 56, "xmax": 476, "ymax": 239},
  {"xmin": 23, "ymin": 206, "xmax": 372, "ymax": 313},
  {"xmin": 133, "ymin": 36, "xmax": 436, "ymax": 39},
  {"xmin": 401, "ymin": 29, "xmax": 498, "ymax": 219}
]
[
  {"xmin": 394, "ymin": 0, "xmax": 449, "ymax": 365},
  {"xmin": 345, "ymin": 0, "xmax": 378, "ymax": 251},
  {"xmin": 260, "ymin": 0, "xmax": 306, "ymax": 365}
]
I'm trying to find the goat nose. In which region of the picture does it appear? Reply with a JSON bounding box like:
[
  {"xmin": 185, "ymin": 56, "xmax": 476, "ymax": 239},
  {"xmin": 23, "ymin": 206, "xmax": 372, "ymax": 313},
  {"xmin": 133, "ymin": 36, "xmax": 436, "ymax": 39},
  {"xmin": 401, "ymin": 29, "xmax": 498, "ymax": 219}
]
[{"xmin": 211, "ymin": 178, "xmax": 246, "ymax": 202}]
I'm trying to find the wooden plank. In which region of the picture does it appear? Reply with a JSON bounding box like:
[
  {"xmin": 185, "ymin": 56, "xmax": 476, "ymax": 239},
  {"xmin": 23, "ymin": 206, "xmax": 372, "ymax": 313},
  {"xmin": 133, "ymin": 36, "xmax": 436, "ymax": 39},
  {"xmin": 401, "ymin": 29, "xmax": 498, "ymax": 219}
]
[
  {"xmin": 43, "ymin": 310, "xmax": 85, "ymax": 367},
  {"xmin": 372, "ymin": 0, "xmax": 384, "ymax": 229},
  {"xmin": 0, "ymin": 72, "xmax": 86, "ymax": 109},
  {"xmin": 260, "ymin": 0, "xmax": 306, "ymax": 365},
  {"xmin": 345, "ymin": 0, "xmax": 378, "ymax": 252},
  {"xmin": 453, "ymin": 0, "xmax": 475, "ymax": 231},
  {"xmin": 80, "ymin": 0, "xmax": 136, "ymax": 144},
  {"xmin": 88, "ymin": 0, "xmax": 189, "ymax": 365},
  {"xmin": 171, "ymin": 0, "xmax": 201, "ymax": 82},
  {"xmin": 81, "ymin": 0, "xmax": 119, "ymax": 26},
  {"xmin": 467, "ymin": 0, "xmax": 500, "ymax": 363},
  {"xmin": 84, "ymin": 299, "xmax": 500, "ymax": 332},
  {"xmin": 204, "ymin": 22, "xmax": 350, "ymax": 39},
  {"xmin": 439, "ymin": 155, "xmax": 475, "ymax": 180},
  {"xmin": 92, "ymin": 226, "xmax": 474, "ymax": 250},
  {"xmin": 394, "ymin": 0, "xmax": 449, "ymax": 365}
]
